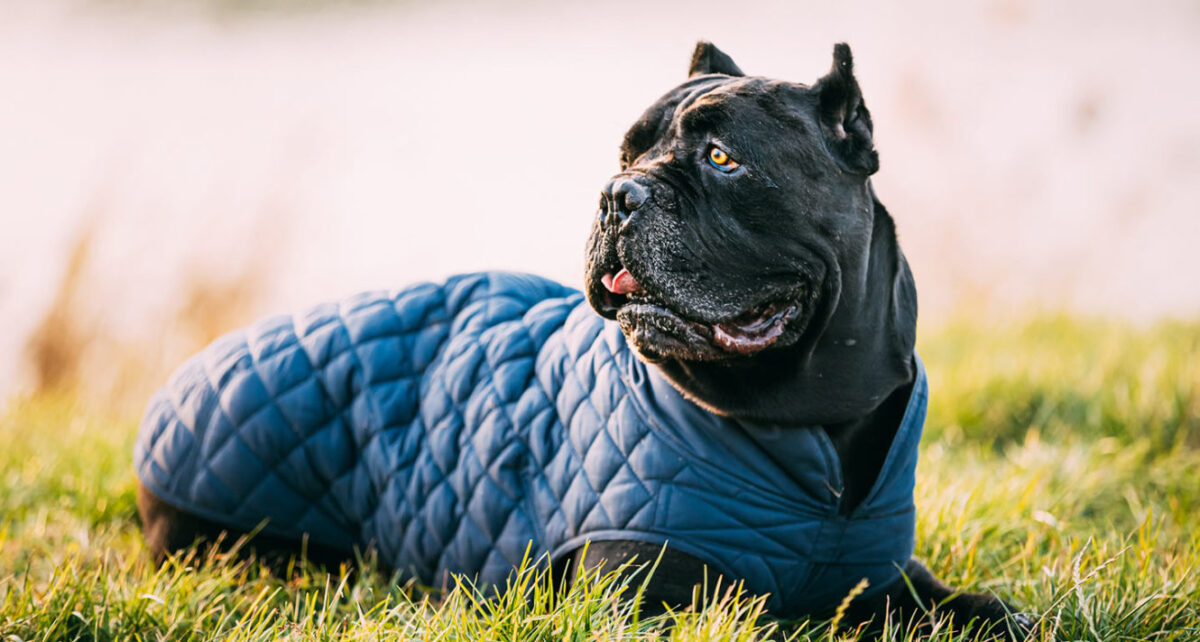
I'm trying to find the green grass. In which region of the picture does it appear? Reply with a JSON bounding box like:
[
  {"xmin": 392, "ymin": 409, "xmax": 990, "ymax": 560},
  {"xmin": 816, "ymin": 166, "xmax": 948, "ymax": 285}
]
[{"xmin": 2, "ymin": 314, "xmax": 1198, "ymax": 641}]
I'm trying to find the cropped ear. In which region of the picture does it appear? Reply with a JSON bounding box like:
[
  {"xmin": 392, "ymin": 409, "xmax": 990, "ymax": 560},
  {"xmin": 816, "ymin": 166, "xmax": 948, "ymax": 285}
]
[
  {"xmin": 812, "ymin": 43, "xmax": 879, "ymax": 175},
  {"xmin": 688, "ymin": 41, "xmax": 744, "ymax": 77}
]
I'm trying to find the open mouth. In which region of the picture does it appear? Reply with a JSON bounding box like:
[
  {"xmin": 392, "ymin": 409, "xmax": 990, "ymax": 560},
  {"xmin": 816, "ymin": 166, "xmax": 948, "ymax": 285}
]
[
  {"xmin": 709, "ymin": 300, "xmax": 800, "ymax": 354},
  {"xmin": 599, "ymin": 267, "xmax": 802, "ymax": 357}
]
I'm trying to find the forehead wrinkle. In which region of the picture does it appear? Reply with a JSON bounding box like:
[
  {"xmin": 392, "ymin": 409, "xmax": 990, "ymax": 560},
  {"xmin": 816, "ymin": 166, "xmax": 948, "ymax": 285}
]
[
  {"xmin": 674, "ymin": 77, "xmax": 785, "ymax": 135},
  {"xmin": 677, "ymin": 100, "xmax": 730, "ymax": 133},
  {"xmin": 620, "ymin": 77, "xmax": 730, "ymax": 164},
  {"xmin": 670, "ymin": 80, "xmax": 735, "ymax": 126}
]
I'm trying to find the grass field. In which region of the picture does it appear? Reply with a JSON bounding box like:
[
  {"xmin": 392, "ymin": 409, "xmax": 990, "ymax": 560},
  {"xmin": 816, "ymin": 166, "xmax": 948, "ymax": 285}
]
[{"xmin": 1, "ymin": 314, "xmax": 1198, "ymax": 641}]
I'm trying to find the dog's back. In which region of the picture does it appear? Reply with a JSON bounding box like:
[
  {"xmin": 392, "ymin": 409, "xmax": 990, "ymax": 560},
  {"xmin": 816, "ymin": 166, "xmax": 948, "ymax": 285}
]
[{"xmin": 136, "ymin": 272, "xmax": 580, "ymax": 576}]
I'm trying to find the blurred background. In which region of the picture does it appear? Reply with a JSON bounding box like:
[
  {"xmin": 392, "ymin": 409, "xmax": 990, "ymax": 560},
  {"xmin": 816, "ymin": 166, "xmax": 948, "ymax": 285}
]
[{"xmin": 3, "ymin": 0, "xmax": 1199, "ymax": 410}]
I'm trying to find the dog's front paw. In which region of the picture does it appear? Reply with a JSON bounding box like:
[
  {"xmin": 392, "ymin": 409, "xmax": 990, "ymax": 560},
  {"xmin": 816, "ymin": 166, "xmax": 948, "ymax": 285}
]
[
  {"xmin": 1004, "ymin": 612, "xmax": 1041, "ymax": 641},
  {"xmin": 958, "ymin": 594, "xmax": 1037, "ymax": 641}
]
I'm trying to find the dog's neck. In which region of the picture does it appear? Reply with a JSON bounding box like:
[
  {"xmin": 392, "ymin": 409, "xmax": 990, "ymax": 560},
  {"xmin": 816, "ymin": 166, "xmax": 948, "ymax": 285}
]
[{"xmin": 655, "ymin": 193, "xmax": 918, "ymax": 427}]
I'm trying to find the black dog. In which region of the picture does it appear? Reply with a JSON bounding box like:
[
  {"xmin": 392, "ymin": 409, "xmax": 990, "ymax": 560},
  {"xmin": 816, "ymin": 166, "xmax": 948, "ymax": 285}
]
[
  {"xmin": 574, "ymin": 41, "xmax": 1030, "ymax": 638},
  {"xmin": 139, "ymin": 41, "xmax": 1031, "ymax": 639}
]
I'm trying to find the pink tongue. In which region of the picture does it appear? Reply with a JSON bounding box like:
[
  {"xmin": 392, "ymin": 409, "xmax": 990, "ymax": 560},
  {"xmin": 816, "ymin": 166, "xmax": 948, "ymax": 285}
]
[{"xmin": 602, "ymin": 268, "xmax": 643, "ymax": 295}]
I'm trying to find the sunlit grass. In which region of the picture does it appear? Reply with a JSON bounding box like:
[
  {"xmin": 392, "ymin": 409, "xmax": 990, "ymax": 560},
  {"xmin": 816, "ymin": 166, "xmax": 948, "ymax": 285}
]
[
  {"xmin": 2, "ymin": 314, "xmax": 1198, "ymax": 640},
  {"xmin": 921, "ymin": 314, "xmax": 1200, "ymax": 453}
]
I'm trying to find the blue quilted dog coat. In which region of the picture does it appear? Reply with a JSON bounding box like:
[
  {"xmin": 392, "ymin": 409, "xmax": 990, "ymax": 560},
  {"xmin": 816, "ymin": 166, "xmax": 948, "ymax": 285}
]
[{"xmin": 135, "ymin": 272, "xmax": 926, "ymax": 617}]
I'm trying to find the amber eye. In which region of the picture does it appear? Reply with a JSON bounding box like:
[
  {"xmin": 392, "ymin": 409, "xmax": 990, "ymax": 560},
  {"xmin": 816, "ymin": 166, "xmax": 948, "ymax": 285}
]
[{"xmin": 707, "ymin": 145, "xmax": 739, "ymax": 172}]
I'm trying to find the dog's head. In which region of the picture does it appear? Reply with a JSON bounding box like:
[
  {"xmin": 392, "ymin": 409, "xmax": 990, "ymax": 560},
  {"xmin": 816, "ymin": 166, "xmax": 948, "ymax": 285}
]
[{"xmin": 585, "ymin": 42, "xmax": 915, "ymax": 423}]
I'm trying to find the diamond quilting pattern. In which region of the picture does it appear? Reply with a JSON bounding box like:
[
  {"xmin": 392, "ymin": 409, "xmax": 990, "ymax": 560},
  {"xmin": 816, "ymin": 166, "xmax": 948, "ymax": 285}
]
[{"xmin": 135, "ymin": 271, "xmax": 924, "ymax": 619}]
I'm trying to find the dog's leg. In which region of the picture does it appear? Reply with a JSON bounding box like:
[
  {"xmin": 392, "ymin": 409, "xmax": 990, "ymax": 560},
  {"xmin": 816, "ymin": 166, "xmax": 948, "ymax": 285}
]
[
  {"xmin": 137, "ymin": 481, "xmax": 359, "ymax": 573},
  {"xmin": 560, "ymin": 541, "xmax": 726, "ymax": 617},
  {"xmin": 842, "ymin": 558, "xmax": 1033, "ymax": 640},
  {"xmin": 564, "ymin": 546, "xmax": 1033, "ymax": 638}
]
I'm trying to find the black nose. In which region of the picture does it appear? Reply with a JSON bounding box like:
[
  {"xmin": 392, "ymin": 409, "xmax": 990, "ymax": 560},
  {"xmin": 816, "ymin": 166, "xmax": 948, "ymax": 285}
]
[{"xmin": 599, "ymin": 177, "xmax": 648, "ymax": 229}]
